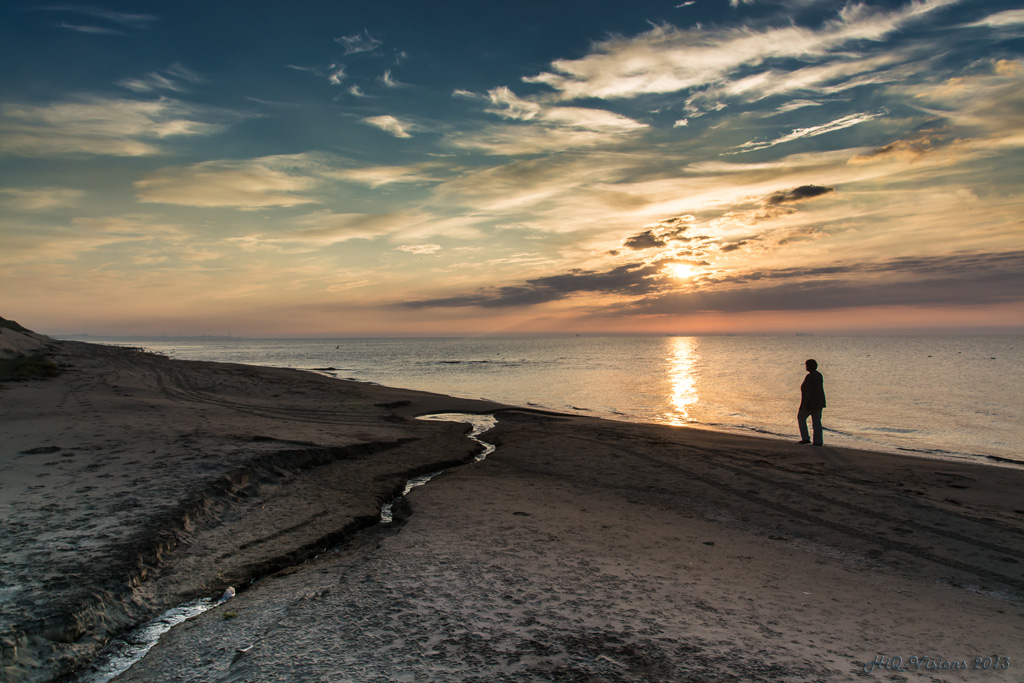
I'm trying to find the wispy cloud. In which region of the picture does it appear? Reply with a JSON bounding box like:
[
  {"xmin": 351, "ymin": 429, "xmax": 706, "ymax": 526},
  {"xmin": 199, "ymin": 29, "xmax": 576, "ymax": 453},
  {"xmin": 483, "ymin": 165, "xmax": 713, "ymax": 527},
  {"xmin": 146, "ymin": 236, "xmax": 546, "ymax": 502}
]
[
  {"xmin": 118, "ymin": 64, "xmax": 204, "ymax": 93},
  {"xmin": 331, "ymin": 163, "xmax": 441, "ymax": 188},
  {"xmin": 685, "ymin": 53, "xmax": 908, "ymax": 116},
  {"xmin": 397, "ymin": 244, "xmax": 442, "ymax": 254},
  {"xmin": 362, "ymin": 114, "xmax": 414, "ymax": 138},
  {"xmin": 378, "ymin": 69, "xmax": 407, "ymax": 88},
  {"xmin": 289, "ymin": 210, "xmax": 413, "ymax": 243},
  {"xmin": 335, "ymin": 30, "xmax": 382, "ymax": 55},
  {"xmin": 33, "ymin": 5, "xmax": 158, "ymax": 29},
  {"xmin": 523, "ymin": 1, "xmax": 958, "ymax": 102},
  {"xmin": 0, "ymin": 214, "xmax": 183, "ymax": 265},
  {"xmin": 134, "ymin": 154, "xmax": 325, "ymax": 207},
  {"xmin": 486, "ymin": 86, "xmax": 646, "ymax": 133},
  {"xmin": 0, "ymin": 187, "xmax": 85, "ymax": 211},
  {"xmin": 328, "ymin": 64, "xmax": 346, "ymax": 85},
  {"xmin": 0, "ymin": 96, "xmax": 226, "ymax": 157},
  {"xmin": 448, "ymin": 87, "xmax": 647, "ymax": 155},
  {"xmin": 733, "ymin": 111, "xmax": 886, "ymax": 153},
  {"xmin": 965, "ymin": 9, "xmax": 1024, "ymax": 28},
  {"xmin": 57, "ymin": 22, "xmax": 123, "ymax": 35}
]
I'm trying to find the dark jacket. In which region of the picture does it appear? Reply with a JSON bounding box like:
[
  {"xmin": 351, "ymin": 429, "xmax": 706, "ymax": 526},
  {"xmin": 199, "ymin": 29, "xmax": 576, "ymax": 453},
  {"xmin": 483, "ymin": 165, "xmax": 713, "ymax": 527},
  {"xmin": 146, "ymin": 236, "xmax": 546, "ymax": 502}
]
[{"xmin": 800, "ymin": 370, "xmax": 826, "ymax": 411}]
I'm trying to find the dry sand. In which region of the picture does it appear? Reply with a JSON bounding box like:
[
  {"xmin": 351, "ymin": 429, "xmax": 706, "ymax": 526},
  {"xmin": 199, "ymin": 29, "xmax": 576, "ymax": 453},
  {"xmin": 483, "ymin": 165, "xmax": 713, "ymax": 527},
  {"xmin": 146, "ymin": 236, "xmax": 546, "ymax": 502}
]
[{"xmin": 2, "ymin": 324, "xmax": 1023, "ymax": 682}]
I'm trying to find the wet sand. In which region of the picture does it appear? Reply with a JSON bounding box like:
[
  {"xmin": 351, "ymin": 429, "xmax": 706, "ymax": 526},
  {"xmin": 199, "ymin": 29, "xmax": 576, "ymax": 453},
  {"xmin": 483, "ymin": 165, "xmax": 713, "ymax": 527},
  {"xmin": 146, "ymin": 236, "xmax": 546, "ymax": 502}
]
[{"xmin": 2, "ymin": 325, "xmax": 1024, "ymax": 682}]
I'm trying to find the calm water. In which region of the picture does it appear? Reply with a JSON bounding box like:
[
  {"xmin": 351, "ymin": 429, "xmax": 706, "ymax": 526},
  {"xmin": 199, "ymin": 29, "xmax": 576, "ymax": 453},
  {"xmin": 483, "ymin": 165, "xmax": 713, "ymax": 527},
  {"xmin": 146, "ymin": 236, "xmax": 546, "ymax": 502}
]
[{"xmin": 78, "ymin": 335, "xmax": 1023, "ymax": 466}]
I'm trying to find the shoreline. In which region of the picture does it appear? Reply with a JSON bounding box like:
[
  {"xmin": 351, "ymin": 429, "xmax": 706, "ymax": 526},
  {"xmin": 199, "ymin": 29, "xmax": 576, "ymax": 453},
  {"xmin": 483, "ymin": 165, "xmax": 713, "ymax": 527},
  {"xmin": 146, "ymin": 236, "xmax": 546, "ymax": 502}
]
[
  {"xmin": 3, "ymin": 329, "xmax": 1024, "ymax": 681},
  {"xmin": 72, "ymin": 334, "xmax": 1024, "ymax": 468}
]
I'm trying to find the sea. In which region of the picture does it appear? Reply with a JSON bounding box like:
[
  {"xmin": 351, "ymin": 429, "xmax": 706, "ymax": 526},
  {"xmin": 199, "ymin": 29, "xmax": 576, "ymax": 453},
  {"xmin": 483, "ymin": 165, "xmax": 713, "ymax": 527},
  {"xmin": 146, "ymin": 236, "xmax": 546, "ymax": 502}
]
[{"xmin": 72, "ymin": 335, "xmax": 1023, "ymax": 467}]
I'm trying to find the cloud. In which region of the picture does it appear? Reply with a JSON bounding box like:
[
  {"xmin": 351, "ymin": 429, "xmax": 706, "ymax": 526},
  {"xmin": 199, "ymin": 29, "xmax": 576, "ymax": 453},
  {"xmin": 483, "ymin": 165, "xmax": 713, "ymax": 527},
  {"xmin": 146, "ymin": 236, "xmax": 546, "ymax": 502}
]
[
  {"xmin": 849, "ymin": 136, "xmax": 938, "ymax": 163},
  {"xmin": 0, "ymin": 187, "xmax": 85, "ymax": 210},
  {"xmin": 135, "ymin": 154, "xmax": 324, "ymax": 207},
  {"xmin": 684, "ymin": 53, "xmax": 909, "ymax": 116},
  {"xmin": 403, "ymin": 261, "xmax": 665, "ymax": 308},
  {"xmin": 765, "ymin": 184, "xmax": 834, "ymax": 205},
  {"xmin": 363, "ymin": 114, "xmax": 414, "ymax": 138},
  {"xmin": 523, "ymin": 1, "xmax": 959, "ymax": 101},
  {"xmin": 0, "ymin": 214, "xmax": 183, "ymax": 265},
  {"xmin": 118, "ymin": 64, "xmax": 204, "ymax": 93},
  {"xmin": 772, "ymin": 99, "xmax": 826, "ymax": 114},
  {"xmin": 486, "ymin": 87, "xmax": 646, "ymax": 132},
  {"xmin": 906, "ymin": 60, "xmax": 1024, "ymax": 136},
  {"xmin": 379, "ymin": 70, "xmax": 407, "ymax": 88},
  {"xmin": 397, "ymin": 244, "xmax": 442, "ymax": 254},
  {"xmin": 696, "ymin": 184, "xmax": 837, "ymax": 245},
  {"xmin": 623, "ymin": 230, "xmax": 666, "ymax": 250},
  {"xmin": 430, "ymin": 153, "xmax": 644, "ymax": 217},
  {"xmin": 485, "ymin": 87, "xmax": 541, "ymax": 120},
  {"xmin": 289, "ymin": 210, "xmax": 411, "ymax": 242},
  {"xmin": 0, "ymin": 96, "xmax": 225, "ymax": 157},
  {"xmin": 328, "ymin": 64, "xmax": 346, "ymax": 85},
  {"xmin": 965, "ymin": 9, "xmax": 1024, "ymax": 28},
  {"xmin": 446, "ymin": 86, "xmax": 647, "ymax": 155},
  {"xmin": 994, "ymin": 59, "xmax": 1024, "ymax": 77},
  {"xmin": 626, "ymin": 250, "xmax": 1024, "ymax": 315},
  {"xmin": 622, "ymin": 216, "xmax": 695, "ymax": 250},
  {"xmin": 33, "ymin": 6, "xmax": 158, "ymax": 29},
  {"xmin": 57, "ymin": 22, "xmax": 123, "ymax": 35},
  {"xmin": 686, "ymin": 148, "xmax": 855, "ymax": 174},
  {"xmin": 448, "ymin": 125, "xmax": 636, "ymax": 155},
  {"xmin": 733, "ymin": 111, "xmax": 886, "ymax": 153},
  {"xmin": 335, "ymin": 30, "xmax": 382, "ymax": 55},
  {"xmin": 330, "ymin": 163, "xmax": 441, "ymax": 188}
]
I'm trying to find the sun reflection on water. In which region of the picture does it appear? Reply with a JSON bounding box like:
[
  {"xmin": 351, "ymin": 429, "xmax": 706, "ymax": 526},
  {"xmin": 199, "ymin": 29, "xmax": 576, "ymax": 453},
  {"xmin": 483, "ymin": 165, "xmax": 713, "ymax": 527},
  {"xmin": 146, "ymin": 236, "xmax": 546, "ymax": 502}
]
[{"xmin": 665, "ymin": 336, "xmax": 699, "ymax": 426}]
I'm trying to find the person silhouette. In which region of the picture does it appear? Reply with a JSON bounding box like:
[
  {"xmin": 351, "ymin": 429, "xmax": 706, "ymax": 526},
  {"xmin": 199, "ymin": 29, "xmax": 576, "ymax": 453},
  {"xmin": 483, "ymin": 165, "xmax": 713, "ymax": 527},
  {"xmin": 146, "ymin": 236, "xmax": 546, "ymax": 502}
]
[{"xmin": 798, "ymin": 358, "xmax": 826, "ymax": 446}]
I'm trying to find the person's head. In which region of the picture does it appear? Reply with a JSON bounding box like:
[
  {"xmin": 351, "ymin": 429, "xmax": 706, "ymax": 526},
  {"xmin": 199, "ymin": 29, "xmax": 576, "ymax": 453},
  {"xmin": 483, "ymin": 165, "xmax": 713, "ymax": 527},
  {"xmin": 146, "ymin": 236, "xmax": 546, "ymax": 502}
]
[{"xmin": 805, "ymin": 359, "xmax": 818, "ymax": 371}]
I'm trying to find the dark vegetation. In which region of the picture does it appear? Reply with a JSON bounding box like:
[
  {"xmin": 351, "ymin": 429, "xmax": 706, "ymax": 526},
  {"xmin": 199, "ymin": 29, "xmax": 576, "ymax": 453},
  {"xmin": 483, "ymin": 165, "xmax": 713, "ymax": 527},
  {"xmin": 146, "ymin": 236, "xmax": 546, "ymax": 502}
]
[
  {"xmin": 0, "ymin": 352, "xmax": 61, "ymax": 381},
  {"xmin": 0, "ymin": 316, "xmax": 62, "ymax": 381}
]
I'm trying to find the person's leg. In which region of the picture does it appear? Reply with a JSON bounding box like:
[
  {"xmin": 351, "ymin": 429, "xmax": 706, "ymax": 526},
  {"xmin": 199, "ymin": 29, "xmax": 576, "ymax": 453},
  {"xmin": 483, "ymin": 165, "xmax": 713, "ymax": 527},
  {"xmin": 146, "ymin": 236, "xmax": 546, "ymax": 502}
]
[
  {"xmin": 811, "ymin": 409, "xmax": 823, "ymax": 446},
  {"xmin": 797, "ymin": 410, "xmax": 811, "ymax": 443}
]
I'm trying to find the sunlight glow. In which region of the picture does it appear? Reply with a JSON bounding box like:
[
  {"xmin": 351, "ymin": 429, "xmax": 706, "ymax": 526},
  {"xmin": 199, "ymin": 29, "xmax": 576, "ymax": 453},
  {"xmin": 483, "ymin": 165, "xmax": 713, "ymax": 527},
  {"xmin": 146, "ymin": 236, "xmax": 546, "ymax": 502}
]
[
  {"xmin": 664, "ymin": 263, "xmax": 697, "ymax": 280},
  {"xmin": 664, "ymin": 336, "xmax": 699, "ymax": 426}
]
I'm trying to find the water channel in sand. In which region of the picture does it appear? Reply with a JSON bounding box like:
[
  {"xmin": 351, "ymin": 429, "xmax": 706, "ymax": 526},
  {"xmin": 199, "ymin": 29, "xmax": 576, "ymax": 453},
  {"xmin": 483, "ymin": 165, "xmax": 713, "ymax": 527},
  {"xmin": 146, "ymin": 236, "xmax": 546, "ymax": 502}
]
[
  {"xmin": 71, "ymin": 413, "xmax": 498, "ymax": 683},
  {"xmin": 381, "ymin": 413, "xmax": 497, "ymax": 523}
]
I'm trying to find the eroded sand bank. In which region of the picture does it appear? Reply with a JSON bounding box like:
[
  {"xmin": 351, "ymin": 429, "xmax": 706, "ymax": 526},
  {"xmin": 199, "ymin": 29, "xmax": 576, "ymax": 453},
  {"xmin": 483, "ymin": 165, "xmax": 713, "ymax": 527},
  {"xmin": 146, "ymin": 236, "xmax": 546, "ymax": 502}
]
[
  {"xmin": 1, "ymin": 329, "xmax": 504, "ymax": 682},
  {"xmin": 2, "ymin": 327, "xmax": 1023, "ymax": 682}
]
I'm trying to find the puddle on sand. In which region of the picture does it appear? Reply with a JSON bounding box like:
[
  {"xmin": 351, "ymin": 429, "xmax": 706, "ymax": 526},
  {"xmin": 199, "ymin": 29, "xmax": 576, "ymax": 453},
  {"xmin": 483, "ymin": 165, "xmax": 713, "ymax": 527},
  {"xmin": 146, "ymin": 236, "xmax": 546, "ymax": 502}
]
[{"xmin": 380, "ymin": 413, "xmax": 497, "ymax": 523}]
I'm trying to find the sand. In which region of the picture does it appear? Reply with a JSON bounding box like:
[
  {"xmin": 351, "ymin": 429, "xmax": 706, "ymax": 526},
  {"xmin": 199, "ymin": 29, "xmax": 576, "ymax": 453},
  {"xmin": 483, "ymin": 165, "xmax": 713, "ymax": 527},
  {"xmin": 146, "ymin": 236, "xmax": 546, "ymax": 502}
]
[{"xmin": 2, "ymin": 326, "xmax": 1023, "ymax": 682}]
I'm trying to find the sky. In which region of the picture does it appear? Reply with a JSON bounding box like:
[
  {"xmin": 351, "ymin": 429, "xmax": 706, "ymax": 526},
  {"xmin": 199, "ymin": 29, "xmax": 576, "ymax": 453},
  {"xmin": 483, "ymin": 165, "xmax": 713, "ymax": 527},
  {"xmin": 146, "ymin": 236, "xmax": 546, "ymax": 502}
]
[{"xmin": 1, "ymin": 0, "xmax": 1023, "ymax": 337}]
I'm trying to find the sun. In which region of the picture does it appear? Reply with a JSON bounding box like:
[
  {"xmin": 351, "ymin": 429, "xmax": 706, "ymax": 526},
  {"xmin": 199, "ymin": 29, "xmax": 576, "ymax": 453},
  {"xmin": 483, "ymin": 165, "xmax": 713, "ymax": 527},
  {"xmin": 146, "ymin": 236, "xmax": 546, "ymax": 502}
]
[{"xmin": 663, "ymin": 263, "xmax": 697, "ymax": 280}]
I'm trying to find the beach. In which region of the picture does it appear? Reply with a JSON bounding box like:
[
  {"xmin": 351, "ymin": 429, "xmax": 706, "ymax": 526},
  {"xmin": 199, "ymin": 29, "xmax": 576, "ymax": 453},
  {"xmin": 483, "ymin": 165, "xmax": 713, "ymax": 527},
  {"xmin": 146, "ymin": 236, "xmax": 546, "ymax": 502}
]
[{"xmin": 2, "ymin": 324, "xmax": 1024, "ymax": 682}]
